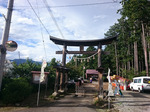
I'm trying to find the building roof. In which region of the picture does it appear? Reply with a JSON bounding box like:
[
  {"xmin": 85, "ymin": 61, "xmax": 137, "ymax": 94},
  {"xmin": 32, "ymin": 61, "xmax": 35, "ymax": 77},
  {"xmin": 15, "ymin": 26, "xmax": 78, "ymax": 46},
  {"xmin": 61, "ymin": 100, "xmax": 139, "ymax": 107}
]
[
  {"xmin": 86, "ymin": 69, "xmax": 99, "ymax": 75},
  {"xmin": 50, "ymin": 35, "xmax": 117, "ymax": 46}
]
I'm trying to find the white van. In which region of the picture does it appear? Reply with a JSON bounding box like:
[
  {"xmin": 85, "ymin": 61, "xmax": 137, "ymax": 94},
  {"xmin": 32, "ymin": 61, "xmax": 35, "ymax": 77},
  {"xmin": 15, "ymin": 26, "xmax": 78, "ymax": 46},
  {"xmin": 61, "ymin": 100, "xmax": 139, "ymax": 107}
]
[{"xmin": 130, "ymin": 76, "xmax": 150, "ymax": 92}]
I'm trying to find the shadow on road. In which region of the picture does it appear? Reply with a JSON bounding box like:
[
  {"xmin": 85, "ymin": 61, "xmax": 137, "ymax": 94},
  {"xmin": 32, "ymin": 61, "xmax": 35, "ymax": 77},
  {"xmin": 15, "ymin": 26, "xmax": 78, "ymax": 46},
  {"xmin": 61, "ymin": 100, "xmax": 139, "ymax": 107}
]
[{"xmin": 128, "ymin": 92, "xmax": 149, "ymax": 98}]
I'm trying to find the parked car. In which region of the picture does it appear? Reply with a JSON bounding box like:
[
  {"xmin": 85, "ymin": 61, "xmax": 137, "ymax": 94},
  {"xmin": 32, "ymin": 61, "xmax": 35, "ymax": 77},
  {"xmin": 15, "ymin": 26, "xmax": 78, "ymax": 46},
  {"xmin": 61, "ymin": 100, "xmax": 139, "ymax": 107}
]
[
  {"xmin": 127, "ymin": 82, "xmax": 131, "ymax": 90},
  {"xmin": 130, "ymin": 76, "xmax": 150, "ymax": 93},
  {"xmin": 68, "ymin": 80, "xmax": 75, "ymax": 85}
]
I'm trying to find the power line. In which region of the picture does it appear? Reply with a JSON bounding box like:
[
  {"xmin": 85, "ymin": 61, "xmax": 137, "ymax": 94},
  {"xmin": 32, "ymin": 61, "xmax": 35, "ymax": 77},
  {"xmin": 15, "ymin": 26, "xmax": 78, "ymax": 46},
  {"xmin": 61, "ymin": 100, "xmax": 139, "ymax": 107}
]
[
  {"xmin": 46, "ymin": 1, "xmax": 118, "ymax": 8},
  {"xmin": 42, "ymin": 0, "xmax": 73, "ymax": 54},
  {"xmin": 14, "ymin": 1, "xmax": 119, "ymax": 9},
  {"xmin": 26, "ymin": 0, "xmax": 50, "ymax": 35},
  {"xmin": 36, "ymin": 0, "xmax": 47, "ymax": 61},
  {"xmin": 27, "ymin": 0, "xmax": 70, "ymax": 57},
  {"xmin": 42, "ymin": 0, "xmax": 65, "ymax": 39},
  {"xmin": 26, "ymin": 0, "xmax": 63, "ymax": 61}
]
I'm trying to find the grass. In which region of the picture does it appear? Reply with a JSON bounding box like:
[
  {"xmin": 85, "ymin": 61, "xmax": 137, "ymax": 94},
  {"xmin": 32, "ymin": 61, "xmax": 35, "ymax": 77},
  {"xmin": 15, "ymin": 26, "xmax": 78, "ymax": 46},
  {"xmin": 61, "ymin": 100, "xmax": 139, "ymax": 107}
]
[{"xmin": 0, "ymin": 90, "xmax": 54, "ymax": 108}]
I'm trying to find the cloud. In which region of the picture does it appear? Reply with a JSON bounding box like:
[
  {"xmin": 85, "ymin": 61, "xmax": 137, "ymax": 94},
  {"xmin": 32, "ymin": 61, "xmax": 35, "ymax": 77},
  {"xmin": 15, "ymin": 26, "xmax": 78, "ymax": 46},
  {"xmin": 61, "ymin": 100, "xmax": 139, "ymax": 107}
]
[
  {"xmin": 1, "ymin": 0, "xmax": 122, "ymax": 62},
  {"xmin": 17, "ymin": 17, "xmax": 34, "ymax": 25}
]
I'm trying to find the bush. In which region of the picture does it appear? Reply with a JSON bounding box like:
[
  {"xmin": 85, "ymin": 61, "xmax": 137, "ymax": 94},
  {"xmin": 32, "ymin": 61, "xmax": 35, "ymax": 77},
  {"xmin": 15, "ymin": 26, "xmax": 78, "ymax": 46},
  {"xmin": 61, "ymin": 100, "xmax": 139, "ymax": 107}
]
[{"xmin": 1, "ymin": 78, "xmax": 32, "ymax": 104}]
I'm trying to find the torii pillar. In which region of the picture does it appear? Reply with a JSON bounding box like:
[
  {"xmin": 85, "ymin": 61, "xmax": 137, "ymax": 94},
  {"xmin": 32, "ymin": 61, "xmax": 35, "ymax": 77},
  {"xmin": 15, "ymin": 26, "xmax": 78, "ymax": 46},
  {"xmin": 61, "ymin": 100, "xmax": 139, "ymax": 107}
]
[
  {"xmin": 62, "ymin": 45, "xmax": 67, "ymax": 66},
  {"xmin": 97, "ymin": 44, "xmax": 104, "ymax": 97},
  {"xmin": 59, "ymin": 68, "xmax": 64, "ymax": 92},
  {"xmin": 59, "ymin": 45, "xmax": 67, "ymax": 92},
  {"xmin": 52, "ymin": 67, "xmax": 60, "ymax": 96},
  {"xmin": 64, "ymin": 67, "xmax": 69, "ymax": 92}
]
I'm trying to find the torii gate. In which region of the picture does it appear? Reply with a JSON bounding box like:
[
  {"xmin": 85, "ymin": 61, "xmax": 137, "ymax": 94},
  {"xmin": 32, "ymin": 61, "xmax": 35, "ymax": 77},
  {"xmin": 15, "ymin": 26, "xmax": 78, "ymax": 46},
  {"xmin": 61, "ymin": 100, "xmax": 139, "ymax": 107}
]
[{"xmin": 50, "ymin": 35, "xmax": 117, "ymax": 96}]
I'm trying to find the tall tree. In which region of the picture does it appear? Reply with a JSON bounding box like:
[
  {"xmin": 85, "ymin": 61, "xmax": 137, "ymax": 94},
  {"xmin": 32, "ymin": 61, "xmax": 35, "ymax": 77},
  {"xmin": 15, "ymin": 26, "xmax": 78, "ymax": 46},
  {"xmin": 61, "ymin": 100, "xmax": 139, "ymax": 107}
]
[{"xmin": 119, "ymin": 0, "xmax": 150, "ymax": 76}]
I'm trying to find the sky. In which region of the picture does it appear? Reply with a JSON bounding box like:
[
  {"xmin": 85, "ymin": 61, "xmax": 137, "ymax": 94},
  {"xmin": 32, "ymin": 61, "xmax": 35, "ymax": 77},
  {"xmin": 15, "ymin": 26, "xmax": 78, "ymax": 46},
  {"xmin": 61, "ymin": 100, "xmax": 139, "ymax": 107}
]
[{"xmin": 0, "ymin": 0, "xmax": 122, "ymax": 63}]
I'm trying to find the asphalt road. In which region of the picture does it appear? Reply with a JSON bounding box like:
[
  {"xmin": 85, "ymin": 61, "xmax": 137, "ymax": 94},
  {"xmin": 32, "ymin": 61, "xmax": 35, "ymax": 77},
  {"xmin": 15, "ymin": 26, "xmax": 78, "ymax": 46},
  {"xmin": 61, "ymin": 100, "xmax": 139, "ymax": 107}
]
[{"xmin": 114, "ymin": 90, "xmax": 150, "ymax": 112}]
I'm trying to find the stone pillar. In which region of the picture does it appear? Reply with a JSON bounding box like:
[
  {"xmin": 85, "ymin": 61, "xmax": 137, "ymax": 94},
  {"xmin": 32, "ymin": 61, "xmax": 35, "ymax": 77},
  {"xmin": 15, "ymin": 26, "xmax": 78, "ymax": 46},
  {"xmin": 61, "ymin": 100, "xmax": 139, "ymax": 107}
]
[
  {"xmin": 97, "ymin": 67, "xmax": 104, "ymax": 97},
  {"xmin": 52, "ymin": 68, "xmax": 60, "ymax": 96}
]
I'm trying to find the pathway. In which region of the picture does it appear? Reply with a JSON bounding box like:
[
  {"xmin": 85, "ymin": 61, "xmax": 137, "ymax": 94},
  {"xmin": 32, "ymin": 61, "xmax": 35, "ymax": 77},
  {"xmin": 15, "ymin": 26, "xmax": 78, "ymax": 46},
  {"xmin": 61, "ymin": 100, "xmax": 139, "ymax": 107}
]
[
  {"xmin": 114, "ymin": 90, "xmax": 150, "ymax": 112},
  {"xmin": 12, "ymin": 83, "xmax": 98, "ymax": 112}
]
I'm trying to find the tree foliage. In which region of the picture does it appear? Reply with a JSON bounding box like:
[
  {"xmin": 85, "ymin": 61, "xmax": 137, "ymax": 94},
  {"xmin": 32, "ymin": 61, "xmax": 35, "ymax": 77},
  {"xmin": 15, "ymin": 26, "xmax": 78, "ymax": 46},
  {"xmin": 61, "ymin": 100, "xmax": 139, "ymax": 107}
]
[{"xmin": 67, "ymin": 0, "xmax": 150, "ymax": 79}]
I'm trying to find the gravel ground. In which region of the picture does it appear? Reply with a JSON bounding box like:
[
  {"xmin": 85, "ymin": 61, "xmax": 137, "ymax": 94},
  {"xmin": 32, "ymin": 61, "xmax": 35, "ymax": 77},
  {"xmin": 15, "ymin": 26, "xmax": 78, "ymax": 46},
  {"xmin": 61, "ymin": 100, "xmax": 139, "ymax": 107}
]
[{"xmin": 113, "ymin": 90, "xmax": 150, "ymax": 112}]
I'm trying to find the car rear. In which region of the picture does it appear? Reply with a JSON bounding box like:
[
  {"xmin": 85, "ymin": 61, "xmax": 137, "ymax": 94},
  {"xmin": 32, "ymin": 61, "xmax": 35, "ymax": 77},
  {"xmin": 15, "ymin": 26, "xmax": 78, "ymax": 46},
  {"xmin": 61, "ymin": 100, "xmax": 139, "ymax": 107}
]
[{"xmin": 142, "ymin": 78, "xmax": 150, "ymax": 91}]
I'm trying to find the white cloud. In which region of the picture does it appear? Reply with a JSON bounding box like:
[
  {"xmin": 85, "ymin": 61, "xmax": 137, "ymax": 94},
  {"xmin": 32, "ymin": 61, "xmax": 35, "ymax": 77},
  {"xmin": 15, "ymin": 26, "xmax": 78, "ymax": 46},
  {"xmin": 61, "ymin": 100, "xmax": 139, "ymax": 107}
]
[
  {"xmin": 1, "ymin": 0, "xmax": 122, "ymax": 62},
  {"xmin": 17, "ymin": 17, "xmax": 34, "ymax": 25}
]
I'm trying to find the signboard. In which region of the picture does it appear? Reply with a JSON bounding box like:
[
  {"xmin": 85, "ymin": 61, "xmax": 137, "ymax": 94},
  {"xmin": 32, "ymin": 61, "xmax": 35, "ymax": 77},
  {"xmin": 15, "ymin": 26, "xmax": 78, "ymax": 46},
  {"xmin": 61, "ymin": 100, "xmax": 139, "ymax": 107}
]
[{"xmin": 31, "ymin": 71, "xmax": 49, "ymax": 84}]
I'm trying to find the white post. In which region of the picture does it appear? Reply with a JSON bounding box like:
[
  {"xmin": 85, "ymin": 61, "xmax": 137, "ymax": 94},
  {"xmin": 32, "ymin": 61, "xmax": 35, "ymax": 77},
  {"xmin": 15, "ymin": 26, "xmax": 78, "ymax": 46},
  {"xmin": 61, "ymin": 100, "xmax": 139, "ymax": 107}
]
[
  {"xmin": 37, "ymin": 81, "xmax": 41, "ymax": 106},
  {"xmin": 0, "ymin": 0, "xmax": 14, "ymax": 91}
]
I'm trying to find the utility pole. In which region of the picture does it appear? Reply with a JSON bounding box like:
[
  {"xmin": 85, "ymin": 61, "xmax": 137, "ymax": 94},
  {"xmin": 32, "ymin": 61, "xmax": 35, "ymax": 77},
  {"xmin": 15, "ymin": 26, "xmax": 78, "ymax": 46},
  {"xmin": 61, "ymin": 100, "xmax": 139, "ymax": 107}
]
[
  {"xmin": 0, "ymin": 0, "xmax": 14, "ymax": 91},
  {"xmin": 18, "ymin": 51, "xmax": 20, "ymax": 63}
]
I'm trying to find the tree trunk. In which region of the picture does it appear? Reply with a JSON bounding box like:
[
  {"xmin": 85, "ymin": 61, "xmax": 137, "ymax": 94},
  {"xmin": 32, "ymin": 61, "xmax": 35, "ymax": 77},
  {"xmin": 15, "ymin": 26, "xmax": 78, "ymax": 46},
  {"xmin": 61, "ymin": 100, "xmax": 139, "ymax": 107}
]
[
  {"xmin": 139, "ymin": 61, "xmax": 141, "ymax": 73},
  {"xmin": 134, "ymin": 41, "xmax": 138, "ymax": 75},
  {"xmin": 131, "ymin": 43, "xmax": 134, "ymax": 69},
  {"xmin": 148, "ymin": 43, "xmax": 150, "ymax": 70},
  {"xmin": 146, "ymin": 24, "xmax": 150, "ymax": 72},
  {"xmin": 127, "ymin": 44, "xmax": 131, "ymax": 70},
  {"xmin": 141, "ymin": 22, "xmax": 149, "ymax": 76},
  {"xmin": 118, "ymin": 64, "xmax": 120, "ymax": 76},
  {"xmin": 125, "ymin": 64, "xmax": 127, "ymax": 78},
  {"xmin": 114, "ymin": 42, "xmax": 118, "ymax": 75}
]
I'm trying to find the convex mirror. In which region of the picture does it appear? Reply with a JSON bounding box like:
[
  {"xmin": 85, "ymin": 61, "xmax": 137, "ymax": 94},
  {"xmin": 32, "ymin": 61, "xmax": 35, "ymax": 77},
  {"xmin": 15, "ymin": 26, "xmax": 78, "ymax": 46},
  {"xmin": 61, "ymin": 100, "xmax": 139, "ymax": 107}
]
[{"xmin": 5, "ymin": 40, "xmax": 18, "ymax": 51}]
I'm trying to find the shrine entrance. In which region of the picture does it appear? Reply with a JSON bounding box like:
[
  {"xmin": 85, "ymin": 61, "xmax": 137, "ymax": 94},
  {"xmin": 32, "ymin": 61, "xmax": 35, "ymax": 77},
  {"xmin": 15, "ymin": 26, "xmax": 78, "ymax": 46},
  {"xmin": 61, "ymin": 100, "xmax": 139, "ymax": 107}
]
[{"xmin": 50, "ymin": 35, "xmax": 117, "ymax": 96}]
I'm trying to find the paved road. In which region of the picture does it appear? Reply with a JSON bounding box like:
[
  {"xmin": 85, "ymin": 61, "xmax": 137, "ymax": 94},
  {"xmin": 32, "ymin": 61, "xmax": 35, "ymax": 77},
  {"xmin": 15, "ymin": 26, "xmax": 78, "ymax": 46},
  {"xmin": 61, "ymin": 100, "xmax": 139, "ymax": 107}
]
[
  {"xmin": 114, "ymin": 90, "xmax": 150, "ymax": 112},
  {"xmin": 11, "ymin": 83, "xmax": 97, "ymax": 112}
]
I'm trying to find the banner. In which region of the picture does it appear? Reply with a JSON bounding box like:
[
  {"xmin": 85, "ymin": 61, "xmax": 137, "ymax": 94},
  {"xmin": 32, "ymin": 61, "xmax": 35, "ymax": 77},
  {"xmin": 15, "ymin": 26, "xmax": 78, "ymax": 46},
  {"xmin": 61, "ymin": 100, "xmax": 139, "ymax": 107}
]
[{"xmin": 40, "ymin": 60, "xmax": 47, "ymax": 83}]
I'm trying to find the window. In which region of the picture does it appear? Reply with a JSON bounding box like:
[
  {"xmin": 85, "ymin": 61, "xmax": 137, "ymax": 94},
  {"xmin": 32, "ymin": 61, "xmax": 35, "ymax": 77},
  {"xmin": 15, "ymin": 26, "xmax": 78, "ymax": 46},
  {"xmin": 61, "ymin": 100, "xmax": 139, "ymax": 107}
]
[
  {"xmin": 134, "ymin": 79, "xmax": 138, "ymax": 83},
  {"xmin": 143, "ymin": 78, "xmax": 150, "ymax": 84},
  {"xmin": 138, "ymin": 79, "xmax": 141, "ymax": 83}
]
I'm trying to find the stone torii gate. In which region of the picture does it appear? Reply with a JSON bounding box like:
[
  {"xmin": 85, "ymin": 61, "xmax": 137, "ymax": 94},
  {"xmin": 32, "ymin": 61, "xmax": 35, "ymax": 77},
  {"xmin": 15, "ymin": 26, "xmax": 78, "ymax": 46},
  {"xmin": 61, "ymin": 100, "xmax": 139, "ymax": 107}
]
[{"xmin": 50, "ymin": 36, "xmax": 117, "ymax": 96}]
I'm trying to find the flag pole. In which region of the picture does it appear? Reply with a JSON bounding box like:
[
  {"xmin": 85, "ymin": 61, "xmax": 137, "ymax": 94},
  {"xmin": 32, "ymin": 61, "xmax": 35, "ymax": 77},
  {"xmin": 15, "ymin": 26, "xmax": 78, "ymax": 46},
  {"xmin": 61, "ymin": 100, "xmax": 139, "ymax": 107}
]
[
  {"xmin": 37, "ymin": 59, "xmax": 43, "ymax": 107},
  {"xmin": 37, "ymin": 59, "xmax": 47, "ymax": 106},
  {"xmin": 37, "ymin": 80, "xmax": 41, "ymax": 106}
]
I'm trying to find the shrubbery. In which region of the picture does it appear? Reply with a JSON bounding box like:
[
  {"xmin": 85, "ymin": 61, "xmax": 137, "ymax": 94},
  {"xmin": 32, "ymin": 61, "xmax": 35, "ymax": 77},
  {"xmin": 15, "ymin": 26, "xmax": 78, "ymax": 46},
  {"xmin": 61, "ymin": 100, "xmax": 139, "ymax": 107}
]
[{"xmin": 1, "ymin": 78, "xmax": 32, "ymax": 104}]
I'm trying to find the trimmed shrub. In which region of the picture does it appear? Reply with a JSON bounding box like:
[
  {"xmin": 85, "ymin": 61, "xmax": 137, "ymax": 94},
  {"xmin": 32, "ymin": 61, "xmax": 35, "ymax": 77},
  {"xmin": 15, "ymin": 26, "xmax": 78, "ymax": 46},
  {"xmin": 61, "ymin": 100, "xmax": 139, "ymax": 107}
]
[{"xmin": 1, "ymin": 78, "xmax": 32, "ymax": 104}]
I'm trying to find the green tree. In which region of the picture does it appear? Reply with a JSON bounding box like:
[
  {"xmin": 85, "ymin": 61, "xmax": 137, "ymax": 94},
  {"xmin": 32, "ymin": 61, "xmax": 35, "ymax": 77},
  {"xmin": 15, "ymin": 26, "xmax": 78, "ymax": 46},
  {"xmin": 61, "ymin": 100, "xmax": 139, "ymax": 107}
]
[{"xmin": 119, "ymin": 0, "xmax": 150, "ymax": 76}]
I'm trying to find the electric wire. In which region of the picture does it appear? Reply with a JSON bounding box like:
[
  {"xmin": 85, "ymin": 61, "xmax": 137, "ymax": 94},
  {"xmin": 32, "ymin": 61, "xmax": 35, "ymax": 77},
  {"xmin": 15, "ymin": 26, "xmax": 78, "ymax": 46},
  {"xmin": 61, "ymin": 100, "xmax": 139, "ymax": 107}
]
[
  {"xmin": 26, "ymin": 0, "xmax": 50, "ymax": 35},
  {"xmin": 14, "ymin": 1, "xmax": 119, "ymax": 9},
  {"xmin": 25, "ymin": 0, "xmax": 114, "ymax": 63},
  {"xmin": 36, "ymin": 0, "xmax": 47, "ymax": 61},
  {"xmin": 42, "ymin": 0, "xmax": 65, "ymax": 39},
  {"xmin": 26, "ymin": 0, "xmax": 64, "ymax": 61},
  {"xmin": 45, "ymin": 1, "xmax": 118, "ymax": 8},
  {"xmin": 42, "ymin": 0, "xmax": 73, "ymax": 57}
]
